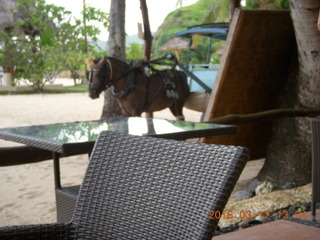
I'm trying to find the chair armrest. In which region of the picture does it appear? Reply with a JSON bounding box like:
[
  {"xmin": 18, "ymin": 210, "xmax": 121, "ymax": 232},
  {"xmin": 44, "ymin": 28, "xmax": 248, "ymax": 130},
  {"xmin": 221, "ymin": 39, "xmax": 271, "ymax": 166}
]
[{"xmin": 0, "ymin": 222, "xmax": 72, "ymax": 239}]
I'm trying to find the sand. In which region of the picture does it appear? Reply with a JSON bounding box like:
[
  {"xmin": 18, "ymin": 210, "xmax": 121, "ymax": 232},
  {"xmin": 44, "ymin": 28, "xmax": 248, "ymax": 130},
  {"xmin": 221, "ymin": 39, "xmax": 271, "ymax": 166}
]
[{"xmin": 0, "ymin": 92, "xmax": 263, "ymax": 226}]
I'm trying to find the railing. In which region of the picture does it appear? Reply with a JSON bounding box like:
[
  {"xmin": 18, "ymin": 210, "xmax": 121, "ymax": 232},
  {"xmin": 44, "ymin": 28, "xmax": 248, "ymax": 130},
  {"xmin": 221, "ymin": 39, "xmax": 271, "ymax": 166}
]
[{"xmin": 178, "ymin": 63, "xmax": 219, "ymax": 93}]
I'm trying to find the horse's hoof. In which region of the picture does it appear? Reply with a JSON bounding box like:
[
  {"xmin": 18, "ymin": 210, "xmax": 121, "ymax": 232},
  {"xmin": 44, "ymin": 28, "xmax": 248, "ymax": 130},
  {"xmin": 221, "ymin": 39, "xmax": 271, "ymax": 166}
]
[{"xmin": 176, "ymin": 116, "xmax": 185, "ymax": 121}]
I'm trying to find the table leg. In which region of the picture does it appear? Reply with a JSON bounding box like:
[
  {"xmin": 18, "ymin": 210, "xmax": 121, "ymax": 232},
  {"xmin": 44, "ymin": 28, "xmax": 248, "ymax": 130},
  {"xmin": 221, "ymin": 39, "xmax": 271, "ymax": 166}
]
[
  {"xmin": 53, "ymin": 152, "xmax": 61, "ymax": 189},
  {"xmin": 311, "ymin": 118, "xmax": 320, "ymax": 222},
  {"xmin": 53, "ymin": 150, "xmax": 92, "ymax": 222}
]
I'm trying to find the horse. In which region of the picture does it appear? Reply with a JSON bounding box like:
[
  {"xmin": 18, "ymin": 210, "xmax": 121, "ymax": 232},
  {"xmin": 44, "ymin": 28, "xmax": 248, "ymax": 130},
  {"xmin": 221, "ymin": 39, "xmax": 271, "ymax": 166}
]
[{"xmin": 86, "ymin": 56, "xmax": 190, "ymax": 120}]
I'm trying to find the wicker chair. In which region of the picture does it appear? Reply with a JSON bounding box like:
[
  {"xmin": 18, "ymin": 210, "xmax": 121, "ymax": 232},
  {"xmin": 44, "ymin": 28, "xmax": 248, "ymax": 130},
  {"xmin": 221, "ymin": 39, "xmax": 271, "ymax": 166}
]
[{"xmin": 0, "ymin": 131, "xmax": 249, "ymax": 240}]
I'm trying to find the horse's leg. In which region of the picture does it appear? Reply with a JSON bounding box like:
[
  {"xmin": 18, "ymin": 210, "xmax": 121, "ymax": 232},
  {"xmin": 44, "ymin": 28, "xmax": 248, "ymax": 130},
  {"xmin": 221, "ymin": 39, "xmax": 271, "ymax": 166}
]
[
  {"xmin": 117, "ymin": 100, "xmax": 143, "ymax": 117},
  {"xmin": 169, "ymin": 102, "xmax": 185, "ymax": 121},
  {"xmin": 145, "ymin": 112, "xmax": 153, "ymax": 118}
]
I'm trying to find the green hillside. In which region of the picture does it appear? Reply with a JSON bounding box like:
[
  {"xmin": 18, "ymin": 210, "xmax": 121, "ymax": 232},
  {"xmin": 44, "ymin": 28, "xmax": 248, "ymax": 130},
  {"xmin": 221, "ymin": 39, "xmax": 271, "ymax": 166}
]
[{"xmin": 152, "ymin": 0, "xmax": 218, "ymax": 64}]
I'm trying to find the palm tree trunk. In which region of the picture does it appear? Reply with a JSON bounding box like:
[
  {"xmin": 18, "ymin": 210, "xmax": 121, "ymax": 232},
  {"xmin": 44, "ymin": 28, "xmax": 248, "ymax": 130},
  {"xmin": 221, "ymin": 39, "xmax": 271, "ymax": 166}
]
[
  {"xmin": 257, "ymin": 0, "xmax": 320, "ymax": 186},
  {"xmin": 101, "ymin": 0, "xmax": 126, "ymax": 119}
]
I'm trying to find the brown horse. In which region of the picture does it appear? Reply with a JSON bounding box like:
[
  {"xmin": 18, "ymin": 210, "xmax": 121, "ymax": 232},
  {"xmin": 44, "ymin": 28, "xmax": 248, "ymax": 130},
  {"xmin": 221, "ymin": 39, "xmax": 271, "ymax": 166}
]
[{"xmin": 86, "ymin": 56, "xmax": 190, "ymax": 120}]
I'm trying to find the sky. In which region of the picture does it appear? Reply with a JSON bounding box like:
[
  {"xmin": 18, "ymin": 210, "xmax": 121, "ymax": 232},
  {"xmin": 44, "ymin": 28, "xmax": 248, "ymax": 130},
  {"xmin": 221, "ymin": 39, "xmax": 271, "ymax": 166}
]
[{"xmin": 45, "ymin": 0, "xmax": 199, "ymax": 40}]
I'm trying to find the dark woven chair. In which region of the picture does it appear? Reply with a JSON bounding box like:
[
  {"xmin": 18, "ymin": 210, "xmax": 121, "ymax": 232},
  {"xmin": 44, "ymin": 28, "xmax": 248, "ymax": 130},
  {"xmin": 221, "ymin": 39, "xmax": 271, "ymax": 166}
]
[{"xmin": 0, "ymin": 131, "xmax": 249, "ymax": 239}]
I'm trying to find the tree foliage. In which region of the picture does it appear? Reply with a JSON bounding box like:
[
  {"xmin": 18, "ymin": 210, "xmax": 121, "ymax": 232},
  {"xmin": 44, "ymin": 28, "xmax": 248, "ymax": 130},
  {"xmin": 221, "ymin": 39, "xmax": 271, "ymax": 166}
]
[
  {"xmin": 153, "ymin": 0, "xmax": 217, "ymax": 64},
  {"xmin": 154, "ymin": 0, "xmax": 289, "ymax": 65},
  {"xmin": 126, "ymin": 43, "xmax": 144, "ymax": 60},
  {"xmin": 245, "ymin": 0, "xmax": 289, "ymax": 9},
  {"xmin": 0, "ymin": 0, "xmax": 108, "ymax": 92}
]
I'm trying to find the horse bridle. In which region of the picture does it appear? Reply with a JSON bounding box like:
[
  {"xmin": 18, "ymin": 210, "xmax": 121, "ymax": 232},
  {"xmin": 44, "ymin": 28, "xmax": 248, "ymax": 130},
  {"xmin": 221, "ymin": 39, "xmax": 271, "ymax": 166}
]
[
  {"xmin": 89, "ymin": 57, "xmax": 136, "ymax": 95},
  {"xmin": 89, "ymin": 58, "xmax": 114, "ymax": 91}
]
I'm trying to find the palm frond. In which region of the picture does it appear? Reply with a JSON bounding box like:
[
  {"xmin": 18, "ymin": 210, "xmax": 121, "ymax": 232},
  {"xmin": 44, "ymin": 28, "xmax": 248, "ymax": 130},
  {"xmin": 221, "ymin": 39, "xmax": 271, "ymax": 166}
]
[{"xmin": 192, "ymin": 0, "xmax": 229, "ymax": 47}]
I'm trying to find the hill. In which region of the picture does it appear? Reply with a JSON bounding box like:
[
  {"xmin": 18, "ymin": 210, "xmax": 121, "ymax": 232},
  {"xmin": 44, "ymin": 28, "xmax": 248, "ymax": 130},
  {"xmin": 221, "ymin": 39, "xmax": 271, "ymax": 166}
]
[
  {"xmin": 90, "ymin": 34, "xmax": 144, "ymax": 52},
  {"xmin": 126, "ymin": 34, "xmax": 144, "ymax": 46},
  {"xmin": 152, "ymin": 0, "xmax": 216, "ymax": 63}
]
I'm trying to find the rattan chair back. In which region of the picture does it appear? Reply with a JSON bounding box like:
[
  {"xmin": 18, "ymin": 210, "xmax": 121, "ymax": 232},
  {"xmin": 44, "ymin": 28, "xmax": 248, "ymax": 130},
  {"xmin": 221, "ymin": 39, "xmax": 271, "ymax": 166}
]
[
  {"xmin": 70, "ymin": 131, "xmax": 249, "ymax": 239},
  {"xmin": 0, "ymin": 131, "xmax": 249, "ymax": 239}
]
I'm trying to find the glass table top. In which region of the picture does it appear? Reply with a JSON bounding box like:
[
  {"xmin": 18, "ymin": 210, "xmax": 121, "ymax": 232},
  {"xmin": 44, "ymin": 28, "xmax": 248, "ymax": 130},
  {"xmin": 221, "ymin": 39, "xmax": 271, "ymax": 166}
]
[{"xmin": 0, "ymin": 117, "xmax": 236, "ymax": 153}]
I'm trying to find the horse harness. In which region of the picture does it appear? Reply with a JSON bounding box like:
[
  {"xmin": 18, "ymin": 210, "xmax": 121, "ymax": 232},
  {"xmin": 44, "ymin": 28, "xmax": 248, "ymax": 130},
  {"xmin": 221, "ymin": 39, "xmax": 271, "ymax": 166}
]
[
  {"xmin": 112, "ymin": 63, "xmax": 152, "ymax": 112},
  {"xmin": 111, "ymin": 70, "xmax": 136, "ymax": 99},
  {"xmin": 92, "ymin": 58, "xmax": 180, "ymax": 111},
  {"xmin": 89, "ymin": 58, "xmax": 114, "ymax": 90},
  {"xmin": 157, "ymin": 70, "xmax": 179, "ymax": 100}
]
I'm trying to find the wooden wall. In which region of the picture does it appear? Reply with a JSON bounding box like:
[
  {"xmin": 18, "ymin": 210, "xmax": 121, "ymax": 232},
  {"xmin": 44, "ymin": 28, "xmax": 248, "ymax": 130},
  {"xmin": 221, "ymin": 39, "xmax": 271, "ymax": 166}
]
[{"xmin": 202, "ymin": 9, "xmax": 296, "ymax": 159}]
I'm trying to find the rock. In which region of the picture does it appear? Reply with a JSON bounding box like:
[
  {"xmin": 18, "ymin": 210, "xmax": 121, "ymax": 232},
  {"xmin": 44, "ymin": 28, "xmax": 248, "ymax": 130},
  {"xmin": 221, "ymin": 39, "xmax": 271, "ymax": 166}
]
[
  {"xmin": 234, "ymin": 190, "xmax": 254, "ymax": 200},
  {"xmin": 247, "ymin": 218, "xmax": 263, "ymax": 225},
  {"xmin": 239, "ymin": 219, "xmax": 262, "ymax": 229},
  {"xmin": 232, "ymin": 222, "xmax": 239, "ymax": 229},
  {"xmin": 238, "ymin": 221, "xmax": 250, "ymax": 229},
  {"xmin": 281, "ymin": 182, "xmax": 296, "ymax": 190},
  {"xmin": 289, "ymin": 205, "xmax": 296, "ymax": 215},
  {"xmin": 218, "ymin": 184, "xmax": 312, "ymax": 228},
  {"xmin": 248, "ymin": 178, "xmax": 263, "ymax": 193},
  {"xmin": 271, "ymin": 212, "xmax": 279, "ymax": 220},
  {"xmin": 255, "ymin": 181, "xmax": 276, "ymax": 196}
]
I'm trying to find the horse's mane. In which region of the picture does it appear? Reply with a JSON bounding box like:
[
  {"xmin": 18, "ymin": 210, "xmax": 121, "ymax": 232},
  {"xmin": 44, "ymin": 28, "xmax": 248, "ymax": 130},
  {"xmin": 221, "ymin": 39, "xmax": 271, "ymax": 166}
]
[{"xmin": 106, "ymin": 56, "xmax": 129, "ymax": 71}]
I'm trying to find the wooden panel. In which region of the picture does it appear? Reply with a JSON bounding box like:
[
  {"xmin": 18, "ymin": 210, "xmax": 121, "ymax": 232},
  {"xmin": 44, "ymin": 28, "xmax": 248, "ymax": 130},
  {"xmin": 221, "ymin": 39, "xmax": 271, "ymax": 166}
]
[{"xmin": 202, "ymin": 10, "xmax": 295, "ymax": 159}]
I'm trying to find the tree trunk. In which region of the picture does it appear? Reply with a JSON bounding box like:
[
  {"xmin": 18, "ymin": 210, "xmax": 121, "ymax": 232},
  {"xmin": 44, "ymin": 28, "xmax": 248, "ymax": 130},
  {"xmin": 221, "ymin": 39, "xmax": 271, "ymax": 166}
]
[
  {"xmin": 139, "ymin": 0, "xmax": 154, "ymax": 118},
  {"xmin": 140, "ymin": 0, "xmax": 153, "ymax": 60},
  {"xmin": 101, "ymin": 0, "xmax": 126, "ymax": 119},
  {"xmin": 257, "ymin": 0, "xmax": 320, "ymax": 186},
  {"xmin": 229, "ymin": 0, "xmax": 240, "ymax": 22}
]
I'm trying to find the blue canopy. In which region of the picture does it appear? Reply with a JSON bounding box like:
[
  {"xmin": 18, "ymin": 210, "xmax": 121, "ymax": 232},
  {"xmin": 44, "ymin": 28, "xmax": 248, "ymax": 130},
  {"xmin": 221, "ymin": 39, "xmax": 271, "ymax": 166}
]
[{"xmin": 176, "ymin": 23, "xmax": 229, "ymax": 40}]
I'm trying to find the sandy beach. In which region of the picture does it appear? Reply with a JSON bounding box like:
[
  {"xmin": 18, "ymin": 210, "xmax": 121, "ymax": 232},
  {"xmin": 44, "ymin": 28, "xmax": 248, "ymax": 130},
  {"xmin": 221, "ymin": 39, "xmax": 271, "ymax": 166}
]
[{"xmin": 0, "ymin": 92, "xmax": 263, "ymax": 226}]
